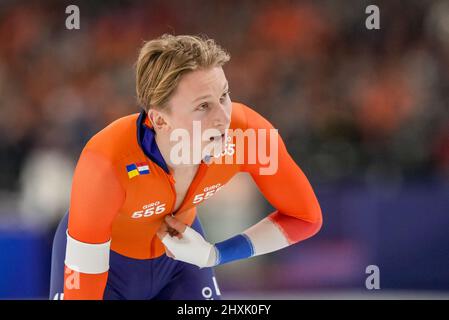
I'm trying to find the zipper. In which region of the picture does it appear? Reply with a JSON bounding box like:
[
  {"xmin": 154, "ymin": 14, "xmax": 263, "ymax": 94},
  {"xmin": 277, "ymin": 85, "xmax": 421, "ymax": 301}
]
[
  {"xmin": 177, "ymin": 162, "xmax": 208, "ymax": 214},
  {"xmin": 167, "ymin": 162, "xmax": 208, "ymax": 216},
  {"xmin": 150, "ymin": 168, "xmax": 177, "ymax": 258},
  {"xmin": 166, "ymin": 171, "xmax": 177, "ymax": 215},
  {"xmin": 152, "ymin": 162, "xmax": 207, "ymax": 257}
]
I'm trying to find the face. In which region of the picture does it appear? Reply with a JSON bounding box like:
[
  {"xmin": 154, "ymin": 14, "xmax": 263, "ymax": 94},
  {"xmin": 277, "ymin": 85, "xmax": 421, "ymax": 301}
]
[{"xmin": 150, "ymin": 66, "xmax": 232, "ymax": 165}]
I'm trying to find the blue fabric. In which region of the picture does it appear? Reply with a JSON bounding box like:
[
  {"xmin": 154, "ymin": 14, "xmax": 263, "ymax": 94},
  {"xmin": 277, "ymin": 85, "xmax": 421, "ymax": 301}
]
[
  {"xmin": 126, "ymin": 163, "xmax": 137, "ymax": 171},
  {"xmin": 136, "ymin": 110, "xmax": 170, "ymax": 174},
  {"xmin": 49, "ymin": 211, "xmax": 221, "ymax": 300},
  {"xmin": 215, "ymin": 234, "xmax": 254, "ymax": 265}
]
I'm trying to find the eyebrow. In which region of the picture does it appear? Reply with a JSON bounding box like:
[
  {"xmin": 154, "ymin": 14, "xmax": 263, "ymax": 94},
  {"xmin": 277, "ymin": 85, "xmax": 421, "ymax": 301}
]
[{"xmin": 192, "ymin": 82, "xmax": 229, "ymax": 103}]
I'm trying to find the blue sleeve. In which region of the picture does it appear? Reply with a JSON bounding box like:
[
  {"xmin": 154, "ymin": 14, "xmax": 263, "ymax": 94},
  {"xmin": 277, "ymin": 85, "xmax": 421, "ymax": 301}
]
[{"xmin": 214, "ymin": 234, "xmax": 254, "ymax": 265}]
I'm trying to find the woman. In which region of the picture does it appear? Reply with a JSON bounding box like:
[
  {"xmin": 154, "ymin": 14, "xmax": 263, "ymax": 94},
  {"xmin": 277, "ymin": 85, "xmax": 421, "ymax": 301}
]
[{"xmin": 49, "ymin": 34, "xmax": 322, "ymax": 300}]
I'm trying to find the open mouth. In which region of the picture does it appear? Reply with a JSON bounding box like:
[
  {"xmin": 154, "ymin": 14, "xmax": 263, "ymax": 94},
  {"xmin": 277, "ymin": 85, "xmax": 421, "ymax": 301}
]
[{"xmin": 209, "ymin": 133, "xmax": 225, "ymax": 141}]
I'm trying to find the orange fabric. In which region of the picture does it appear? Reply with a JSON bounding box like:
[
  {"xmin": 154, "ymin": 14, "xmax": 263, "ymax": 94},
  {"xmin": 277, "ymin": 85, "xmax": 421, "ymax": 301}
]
[
  {"xmin": 65, "ymin": 102, "xmax": 322, "ymax": 299},
  {"xmin": 239, "ymin": 106, "xmax": 322, "ymax": 224},
  {"xmin": 63, "ymin": 266, "xmax": 108, "ymax": 300},
  {"xmin": 268, "ymin": 212, "xmax": 322, "ymax": 244}
]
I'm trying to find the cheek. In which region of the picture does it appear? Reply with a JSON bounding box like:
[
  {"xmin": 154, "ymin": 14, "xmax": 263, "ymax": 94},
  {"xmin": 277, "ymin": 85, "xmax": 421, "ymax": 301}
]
[
  {"xmin": 190, "ymin": 111, "xmax": 211, "ymax": 130},
  {"xmin": 224, "ymin": 102, "xmax": 232, "ymax": 122},
  {"xmin": 176, "ymin": 115, "xmax": 203, "ymax": 142},
  {"xmin": 191, "ymin": 110, "xmax": 208, "ymax": 122},
  {"xmin": 171, "ymin": 113, "xmax": 194, "ymax": 130}
]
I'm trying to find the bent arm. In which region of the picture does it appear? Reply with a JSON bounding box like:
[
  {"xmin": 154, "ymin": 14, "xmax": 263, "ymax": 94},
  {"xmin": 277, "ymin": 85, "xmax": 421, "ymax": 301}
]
[{"xmin": 214, "ymin": 106, "xmax": 322, "ymax": 265}]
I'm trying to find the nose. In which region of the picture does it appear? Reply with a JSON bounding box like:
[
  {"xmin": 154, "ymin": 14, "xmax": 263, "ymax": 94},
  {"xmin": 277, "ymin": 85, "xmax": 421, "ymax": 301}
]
[{"xmin": 213, "ymin": 103, "xmax": 231, "ymax": 129}]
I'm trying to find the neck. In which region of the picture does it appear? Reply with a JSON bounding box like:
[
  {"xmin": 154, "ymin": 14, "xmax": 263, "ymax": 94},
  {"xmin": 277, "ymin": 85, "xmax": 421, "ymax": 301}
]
[{"xmin": 154, "ymin": 130, "xmax": 200, "ymax": 173}]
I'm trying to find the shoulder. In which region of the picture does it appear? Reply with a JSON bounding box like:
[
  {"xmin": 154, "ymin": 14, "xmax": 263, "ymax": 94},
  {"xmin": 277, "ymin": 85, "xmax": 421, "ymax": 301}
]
[
  {"xmin": 230, "ymin": 101, "xmax": 275, "ymax": 130},
  {"xmin": 83, "ymin": 113, "xmax": 141, "ymax": 163}
]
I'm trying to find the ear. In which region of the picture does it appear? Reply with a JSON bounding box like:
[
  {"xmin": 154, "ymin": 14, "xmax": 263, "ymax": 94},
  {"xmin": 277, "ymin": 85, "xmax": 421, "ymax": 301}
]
[{"xmin": 149, "ymin": 109, "xmax": 170, "ymax": 131}]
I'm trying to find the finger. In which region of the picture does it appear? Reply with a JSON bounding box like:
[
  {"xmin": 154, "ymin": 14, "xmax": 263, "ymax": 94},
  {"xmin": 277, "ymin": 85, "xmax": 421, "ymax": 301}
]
[
  {"xmin": 156, "ymin": 222, "xmax": 169, "ymax": 240},
  {"xmin": 167, "ymin": 225, "xmax": 178, "ymax": 236},
  {"xmin": 164, "ymin": 215, "xmax": 187, "ymax": 234},
  {"xmin": 157, "ymin": 230, "xmax": 168, "ymax": 240},
  {"xmin": 158, "ymin": 220, "xmax": 169, "ymax": 231},
  {"xmin": 167, "ymin": 226, "xmax": 182, "ymax": 239}
]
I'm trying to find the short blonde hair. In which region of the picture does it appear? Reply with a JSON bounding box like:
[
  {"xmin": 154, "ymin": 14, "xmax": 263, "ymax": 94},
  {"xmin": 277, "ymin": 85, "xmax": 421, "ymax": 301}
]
[{"xmin": 135, "ymin": 34, "xmax": 230, "ymax": 112}]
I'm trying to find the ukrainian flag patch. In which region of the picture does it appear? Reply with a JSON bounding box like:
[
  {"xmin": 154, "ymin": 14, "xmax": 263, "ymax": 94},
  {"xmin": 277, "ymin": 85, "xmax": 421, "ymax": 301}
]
[{"xmin": 126, "ymin": 162, "xmax": 150, "ymax": 179}]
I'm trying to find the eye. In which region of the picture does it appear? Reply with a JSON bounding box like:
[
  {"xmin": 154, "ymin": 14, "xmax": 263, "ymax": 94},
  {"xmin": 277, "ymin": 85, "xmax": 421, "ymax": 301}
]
[
  {"xmin": 220, "ymin": 90, "xmax": 231, "ymax": 103},
  {"xmin": 197, "ymin": 103, "xmax": 209, "ymax": 111}
]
